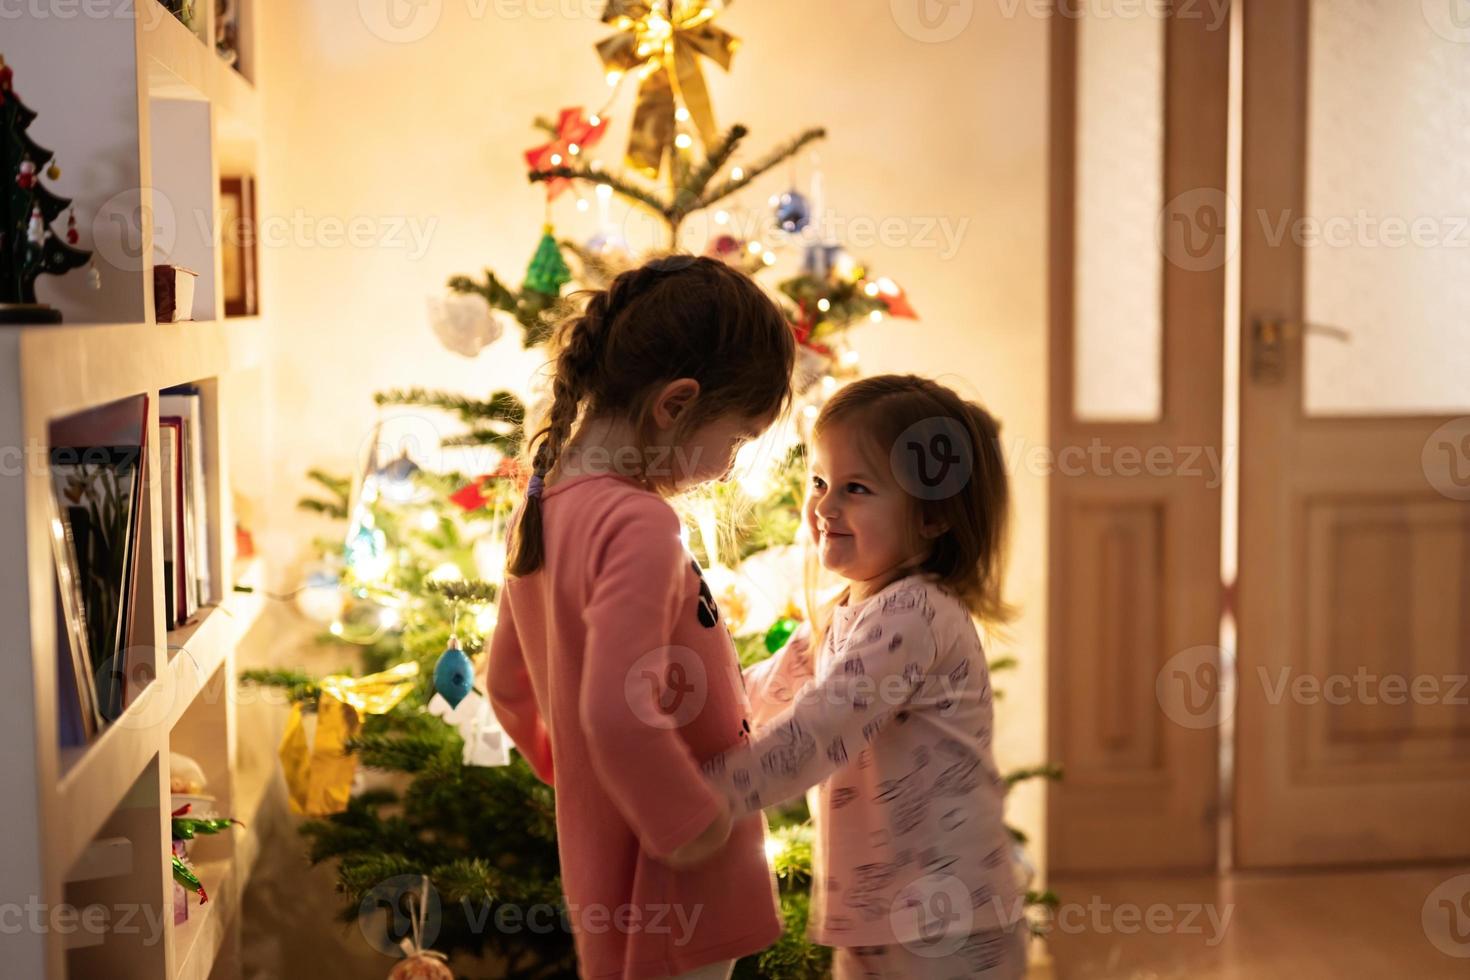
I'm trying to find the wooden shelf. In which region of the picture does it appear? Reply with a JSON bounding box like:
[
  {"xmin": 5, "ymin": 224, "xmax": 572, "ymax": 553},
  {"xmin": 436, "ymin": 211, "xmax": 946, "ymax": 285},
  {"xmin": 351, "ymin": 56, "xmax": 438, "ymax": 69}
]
[
  {"xmin": 12, "ymin": 318, "xmax": 264, "ymax": 422},
  {"xmin": 5, "ymin": 4, "xmax": 265, "ymax": 977},
  {"xmin": 165, "ymin": 559, "xmax": 265, "ymax": 731},
  {"xmin": 56, "ymin": 719, "xmax": 164, "ymax": 874},
  {"xmin": 170, "ymin": 856, "xmax": 235, "ymax": 980},
  {"xmin": 140, "ymin": 0, "xmax": 259, "ymax": 140}
]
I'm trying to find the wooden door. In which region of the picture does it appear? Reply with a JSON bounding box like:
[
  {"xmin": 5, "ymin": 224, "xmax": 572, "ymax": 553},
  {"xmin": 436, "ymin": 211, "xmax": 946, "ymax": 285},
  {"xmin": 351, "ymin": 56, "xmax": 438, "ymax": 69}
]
[
  {"xmin": 1048, "ymin": 4, "xmax": 1231, "ymax": 872},
  {"xmin": 1236, "ymin": 0, "xmax": 1470, "ymax": 868}
]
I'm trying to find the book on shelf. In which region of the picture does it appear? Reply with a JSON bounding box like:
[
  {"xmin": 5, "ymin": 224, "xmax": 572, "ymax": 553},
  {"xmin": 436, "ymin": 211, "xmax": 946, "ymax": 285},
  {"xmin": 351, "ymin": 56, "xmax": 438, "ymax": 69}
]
[
  {"xmin": 46, "ymin": 394, "xmax": 149, "ymax": 731},
  {"xmin": 159, "ymin": 418, "xmax": 184, "ymax": 629},
  {"xmin": 160, "ymin": 384, "xmax": 212, "ymax": 628}
]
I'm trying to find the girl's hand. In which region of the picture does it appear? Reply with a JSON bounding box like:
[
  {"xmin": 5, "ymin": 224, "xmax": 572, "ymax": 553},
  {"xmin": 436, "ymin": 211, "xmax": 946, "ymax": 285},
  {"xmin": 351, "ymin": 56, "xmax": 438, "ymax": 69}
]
[{"xmin": 663, "ymin": 799, "xmax": 733, "ymax": 869}]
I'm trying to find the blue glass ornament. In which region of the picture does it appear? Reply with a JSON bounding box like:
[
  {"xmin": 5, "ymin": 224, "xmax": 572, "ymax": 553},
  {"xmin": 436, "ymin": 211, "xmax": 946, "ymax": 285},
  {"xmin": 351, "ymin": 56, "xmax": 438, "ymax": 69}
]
[
  {"xmin": 775, "ymin": 190, "xmax": 811, "ymax": 234},
  {"xmin": 433, "ymin": 637, "xmax": 475, "ymax": 708}
]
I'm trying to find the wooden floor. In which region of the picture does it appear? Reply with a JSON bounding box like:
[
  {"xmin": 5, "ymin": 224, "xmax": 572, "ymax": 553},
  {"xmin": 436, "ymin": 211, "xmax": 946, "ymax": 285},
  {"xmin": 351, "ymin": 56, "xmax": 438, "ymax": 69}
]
[{"xmin": 1034, "ymin": 865, "xmax": 1470, "ymax": 979}]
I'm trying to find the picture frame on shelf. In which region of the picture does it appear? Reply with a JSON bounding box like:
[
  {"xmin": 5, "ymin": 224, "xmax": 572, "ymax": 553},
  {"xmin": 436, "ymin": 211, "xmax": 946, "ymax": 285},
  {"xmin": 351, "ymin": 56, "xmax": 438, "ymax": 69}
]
[
  {"xmin": 220, "ymin": 175, "xmax": 259, "ymax": 317},
  {"xmin": 47, "ymin": 394, "xmax": 150, "ymax": 725}
]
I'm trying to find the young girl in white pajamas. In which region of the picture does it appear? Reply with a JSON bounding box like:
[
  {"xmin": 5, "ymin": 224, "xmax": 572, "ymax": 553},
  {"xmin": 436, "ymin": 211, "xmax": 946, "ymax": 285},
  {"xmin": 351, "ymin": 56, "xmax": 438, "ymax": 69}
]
[{"xmin": 701, "ymin": 374, "xmax": 1028, "ymax": 979}]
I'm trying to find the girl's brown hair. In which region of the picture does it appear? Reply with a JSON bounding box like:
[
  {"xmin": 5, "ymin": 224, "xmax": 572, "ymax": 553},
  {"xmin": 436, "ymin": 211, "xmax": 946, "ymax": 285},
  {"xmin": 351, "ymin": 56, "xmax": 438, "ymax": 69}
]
[
  {"xmin": 807, "ymin": 374, "xmax": 1014, "ymax": 632},
  {"xmin": 507, "ymin": 255, "xmax": 797, "ymax": 576}
]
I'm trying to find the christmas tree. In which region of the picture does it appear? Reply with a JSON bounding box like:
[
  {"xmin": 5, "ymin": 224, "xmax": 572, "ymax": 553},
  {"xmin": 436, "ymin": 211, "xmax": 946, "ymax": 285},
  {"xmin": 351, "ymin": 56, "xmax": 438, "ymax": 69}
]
[
  {"xmin": 245, "ymin": 4, "xmax": 1058, "ymax": 976},
  {"xmin": 0, "ymin": 54, "xmax": 92, "ymax": 323}
]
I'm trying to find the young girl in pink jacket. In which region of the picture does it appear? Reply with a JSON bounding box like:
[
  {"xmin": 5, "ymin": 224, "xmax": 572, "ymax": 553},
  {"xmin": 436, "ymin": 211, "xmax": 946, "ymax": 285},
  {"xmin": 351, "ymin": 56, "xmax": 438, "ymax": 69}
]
[
  {"xmin": 702, "ymin": 374, "xmax": 1029, "ymax": 979},
  {"xmin": 488, "ymin": 255, "xmax": 796, "ymax": 980}
]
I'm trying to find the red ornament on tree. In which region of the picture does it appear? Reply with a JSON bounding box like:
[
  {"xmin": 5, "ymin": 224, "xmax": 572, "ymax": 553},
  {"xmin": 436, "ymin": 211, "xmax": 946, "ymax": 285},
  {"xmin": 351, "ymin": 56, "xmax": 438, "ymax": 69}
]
[
  {"xmin": 16, "ymin": 158, "xmax": 36, "ymax": 190},
  {"xmin": 524, "ymin": 107, "xmax": 610, "ymax": 200}
]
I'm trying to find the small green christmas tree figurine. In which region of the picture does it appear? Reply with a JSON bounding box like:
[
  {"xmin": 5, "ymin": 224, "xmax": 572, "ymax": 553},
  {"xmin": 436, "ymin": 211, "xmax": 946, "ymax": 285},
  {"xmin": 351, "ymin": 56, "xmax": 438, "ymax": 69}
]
[{"xmin": 1, "ymin": 54, "xmax": 93, "ymax": 324}]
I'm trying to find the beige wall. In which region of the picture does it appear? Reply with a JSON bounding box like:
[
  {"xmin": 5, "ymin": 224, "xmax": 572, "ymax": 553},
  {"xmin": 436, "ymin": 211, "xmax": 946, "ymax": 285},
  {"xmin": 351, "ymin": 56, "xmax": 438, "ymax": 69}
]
[{"xmin": 243, "ymin": 0, "xmax": 1048, "ymax": 973}]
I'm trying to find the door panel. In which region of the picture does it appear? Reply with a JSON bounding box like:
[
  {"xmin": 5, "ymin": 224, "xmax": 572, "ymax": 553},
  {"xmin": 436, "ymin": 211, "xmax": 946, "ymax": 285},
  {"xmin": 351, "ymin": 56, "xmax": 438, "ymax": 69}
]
[
  {"xmin": 1237, "ymin": 0, "xmax": 1470, "ymax": 868},
  {"xmin": 1300, "ymin": 0, "xmax": 1470, "ymax": 417},
  {"xmin": 1048, "ymin": 5, "xmax": 1229, "ymax": 873}
]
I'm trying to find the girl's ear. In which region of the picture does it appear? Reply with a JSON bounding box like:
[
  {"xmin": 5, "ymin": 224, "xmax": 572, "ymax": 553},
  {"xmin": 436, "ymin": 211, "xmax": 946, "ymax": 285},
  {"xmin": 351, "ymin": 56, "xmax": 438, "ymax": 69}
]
[
  {"xmin": 920, "ymin": 519, "xmax": 950, "ymax": 540},
  {"xmin": 652, "ymin": 378, "xmax": 701, "ymax": 429}
]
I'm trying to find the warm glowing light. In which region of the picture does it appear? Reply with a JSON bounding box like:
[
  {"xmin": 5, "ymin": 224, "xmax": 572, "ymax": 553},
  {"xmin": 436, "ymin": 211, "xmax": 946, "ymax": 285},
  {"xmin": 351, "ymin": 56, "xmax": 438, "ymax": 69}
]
[
  {"xmin": 817, "ymin": 298, "xmax": 831, "ymax": 313},
  {"xmin": 550, "ymin": 153, "xmax": 563, "ymax": 166},
  {"xmin": 674, "ymin": 134, "xmax": 694, "ymax": 150},
  {"xmin": 764, "ymin": 837, "xmax": 784, "ymax": 863},
  {"xmin": 606, "ymin": 71, "xmax": 623, "ymax": 86},
  {"xmin": 714, "ymin": 210, "xmax": 729, "ymax": 225},
  {"xmin": 840, "ymin": 348, "xmax": 861, "ymax": 367},
  {"xmin": 568, "ymin": 143, "xmax": 581, "ymax": 155},
  {"xmin": 747, "ymin": 241, "xmax": 763, "ymax": 254},
  {"xmin": 589, "ymin": 114, "xmax": 601, "ymax": 126},
  {"xmin": 762, "ymin": 251, "xmax": 776, "ymax": 266},
  {"xmin": 675, "ymin": 106, "xmax": 691, "ymax": 123},
  {"xmin": 428, "ymin": 562, "xmax": 462, "ymax": 583},
  {"xmin": 803, "ymin": 405, "xmax": 819, "ymax": 420},
  {"xmin": 475, "ymin": 605, "xmax": 498, "ymax": 634},
  {"xmin": 869, "ymin": 310, "xmax": 884, "ymax": 322},
  {"xmin": 877, "ymin": 276, "xmax": 899, "ymax": 295},
  {"xmin": 330, "ymin": 621, "xmax": 344, "ymax": 637},
  {"xmin": 576, "ymin": 198, "xmax": 590, "ymax": 212},
  {"xmin": 767, "ymin": 195, "xmax": 779, "ymax": 207},
  {"xmin": 821, "ymin": 375, "xmax": 838, "ymax": 395},
  {"xmin": 595, "ymin": 183, "xmax": 613, "ymax": 199},
  {"xmin": 731, "ymin": 166, "xmax": 744, "ymax": 180},
  {"xmin": 863, "ymin": 282, "xmax": 880, "ymax": 298},
  {"xmin": 417, "ymin": 510, "xmax": 439, "ymax": 531}
]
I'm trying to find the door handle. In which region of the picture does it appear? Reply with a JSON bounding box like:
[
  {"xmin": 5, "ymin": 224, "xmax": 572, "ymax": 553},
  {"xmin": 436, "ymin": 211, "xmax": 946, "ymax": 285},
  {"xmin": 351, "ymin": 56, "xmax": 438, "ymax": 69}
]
[{"xmin": 1250, "ymin": 318, "xmax": 1352, "ymax": 384}]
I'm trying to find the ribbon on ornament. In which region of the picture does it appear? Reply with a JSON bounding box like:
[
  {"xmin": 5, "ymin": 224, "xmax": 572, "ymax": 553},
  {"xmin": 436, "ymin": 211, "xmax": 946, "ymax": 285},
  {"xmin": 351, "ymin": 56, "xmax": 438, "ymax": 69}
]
[
  {"xmin": 279, "ymin": 661, "xmax": 420, "ymax": 816},
  {"xmin": 596, "ymin": 0, "xmax": 739, "ymax": 178},
  {"xmin": 524, "ymin": 107, "xmax": 610, "ymax": 200}
]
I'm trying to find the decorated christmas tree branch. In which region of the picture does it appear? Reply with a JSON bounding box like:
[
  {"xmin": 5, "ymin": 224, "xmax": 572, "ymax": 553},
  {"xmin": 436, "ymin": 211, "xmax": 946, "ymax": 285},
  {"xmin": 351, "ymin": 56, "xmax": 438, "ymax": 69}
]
[
  {"xmin": 239, "ymin": 668, "xmax": 323, "ymax": 706},
  {"xmin": 428, "ymin": 578, "xmax": 499, "ymax": 606},
  {"xmin": 671, "ymin": 123, "xmax": 748, "ymax": 220},
  {"xmin": 446, "ymin": 268, "xmax": 519, "ymax": 310},
  {"xmin": 297, "ymin": 468, "xmax": 351, "ymax": 519},
  {"xmin": 696, "ymin": 126, "xmax": 827, "ymax": 211},
  {"xmin": 1004, "ymin": 763, "xmax": 1064, "ymax": 790},
  {"xmin": 374, "ymin": 388, "xmax": 525, "ymax": 426},
  {"xmin": 528, "ymin": 164, "xmax": 669, "ymax": 219}
]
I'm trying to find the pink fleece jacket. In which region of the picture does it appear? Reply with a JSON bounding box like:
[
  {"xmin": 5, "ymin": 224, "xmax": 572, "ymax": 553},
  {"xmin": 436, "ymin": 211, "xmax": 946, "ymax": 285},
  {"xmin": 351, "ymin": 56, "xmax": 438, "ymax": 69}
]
[{"xmin": 487, "ymin": 472, "xmax": 782, "ymax": 980}]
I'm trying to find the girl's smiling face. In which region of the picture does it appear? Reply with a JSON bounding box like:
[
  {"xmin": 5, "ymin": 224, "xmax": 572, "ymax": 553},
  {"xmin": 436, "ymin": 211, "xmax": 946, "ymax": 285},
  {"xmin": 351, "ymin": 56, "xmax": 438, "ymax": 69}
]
[{"xmin": 804, "ymin": 421, "xmax": 942, "ymax": 599}]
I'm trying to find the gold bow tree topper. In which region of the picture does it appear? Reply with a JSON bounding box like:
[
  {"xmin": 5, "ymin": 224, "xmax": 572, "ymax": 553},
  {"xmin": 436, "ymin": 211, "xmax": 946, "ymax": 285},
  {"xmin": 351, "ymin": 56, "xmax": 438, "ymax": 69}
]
[{"xmin": 597, "ymin": 0, "xmax": 740, "ymax": 179}]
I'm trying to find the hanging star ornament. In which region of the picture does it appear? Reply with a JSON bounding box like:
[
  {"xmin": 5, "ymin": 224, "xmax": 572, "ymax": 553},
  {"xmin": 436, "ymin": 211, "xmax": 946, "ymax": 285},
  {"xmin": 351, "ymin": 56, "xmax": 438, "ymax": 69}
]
[
  {"xmin": 524, "ymin": 107, "xmax": 610, "ymax": 200},
  {"xmin": 596, "ymin": 0, "xmax": 739, "ymax": 179}
]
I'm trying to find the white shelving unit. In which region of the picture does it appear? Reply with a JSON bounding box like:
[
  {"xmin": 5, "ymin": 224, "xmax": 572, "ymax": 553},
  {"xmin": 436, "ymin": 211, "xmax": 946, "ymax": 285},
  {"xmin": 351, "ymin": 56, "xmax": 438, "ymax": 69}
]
[{"xmin": 3, "ymin": 3, "xmax": 267, "ymax": 977}]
